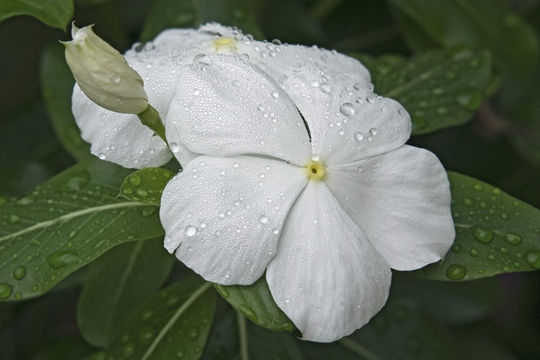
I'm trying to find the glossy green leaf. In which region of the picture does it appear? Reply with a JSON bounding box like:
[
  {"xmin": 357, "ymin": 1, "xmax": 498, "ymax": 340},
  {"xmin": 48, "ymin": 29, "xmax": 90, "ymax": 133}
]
[
  {"xmin": 140, "ymin": 0, "xmax": 198, "ymax": 42},
  {"xmin": 214, "ymin": 276, "xmax": 294, "ymax": 332},
  {"xmin": 202, "ymin": 312, "xmax": 304, "ymax": 360},
  {"xmin": 141, "ymin": 0, "xmax": 262, "ymax": 42},
  {"xmin": 389, "ymin": 0, "xmax": 539, "ymax": 77},
  {"xmin": 40, "ymin": 43, "xmax": 90, "ymax": 162},
  {"xmin": 77, "ymin": 239, "xmax": 174, "ymax": 347},
  {"xmin": 300, "ymin": 298, "xmax": 459, "ymax": 360},
  {"xmin": 90, "ymin": 278, "xmax": 215, "ymax": 360},
  {"xmin": 119, "ymin": 167, "xmax": 175, "ymax": 205},
  {"xmin": 358, "ymin": 47, "xmax": 492, "ymax": 135},
  {"xmin": 0, "ymin": 159, "xmax": 164, "ymax": 301},
  {"xmin": 0, "ymin": 0, "xmax": 74, "ymax": 30},
  {"xmin": 415, "ymin": 172, "xmax": 540, "ymax": 281}
]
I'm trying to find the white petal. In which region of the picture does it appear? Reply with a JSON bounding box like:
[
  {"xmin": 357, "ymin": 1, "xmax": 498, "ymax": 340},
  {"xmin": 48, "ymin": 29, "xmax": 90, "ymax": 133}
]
[
  {"xmin": 160, "ymin": 155, "xmax": 307, "ymax": 285},
  {"xmin": 266, "ymin": 181, "xmax": 391, "ymax": 342},
  {"xmin": 165, "ymin": 55, "xmax": 311, "ymax": 166},
  {"xmin": 72, "ymin": 39, "xmax": 194, "ymax": 168},
  {"xmin": 326, "ymin": 145, "xmax": 455, "ymax": 271},
  {"xmin": 276, "ymin": 63, "xmax": 411, "ymax": 165},
  {"xmin": 151, "ymin": 28, "xmax": 215, "ymax": 51}
]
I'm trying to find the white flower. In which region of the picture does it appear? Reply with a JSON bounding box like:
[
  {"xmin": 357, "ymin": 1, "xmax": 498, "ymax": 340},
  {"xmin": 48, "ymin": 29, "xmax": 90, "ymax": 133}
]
[
  {"xmin": 71, "ymin": 23, "xmax": 370, "ymax": 168},
  {"xmin": 64, "ymin": 24, "xmax": 148, "ymax": 114},
  {"xmin": 159, "ymin": 54, "xmax": 455, "ymax": 342}
]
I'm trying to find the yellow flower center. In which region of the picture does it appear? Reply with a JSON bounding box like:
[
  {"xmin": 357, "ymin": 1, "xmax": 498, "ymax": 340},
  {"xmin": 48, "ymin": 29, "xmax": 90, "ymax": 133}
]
[
  {"xmin": 305, "ymin": 160, "xmax": 326, "ymax": 181},
  {"xmin": 213, "ymin": 37, "xmax": 237, "ymax": 51}
]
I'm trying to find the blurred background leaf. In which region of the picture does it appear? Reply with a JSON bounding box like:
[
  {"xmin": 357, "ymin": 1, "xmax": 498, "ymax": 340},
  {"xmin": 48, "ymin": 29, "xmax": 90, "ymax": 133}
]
[{"xmin": 0, "ymin": 0, "xmax": 74, "ymax": 30}]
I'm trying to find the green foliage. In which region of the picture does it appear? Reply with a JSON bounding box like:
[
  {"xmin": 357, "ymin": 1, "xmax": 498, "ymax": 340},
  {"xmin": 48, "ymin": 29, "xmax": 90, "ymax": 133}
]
[
  {"xmin": 77, "ymin": 239, "xmax": 173, "ymax": 347},
  {"xmin": 89, "ymin": 278, "xmax": 215, "ymax": 360},
  {"xmin": 416, "ymin": 172, "xmax": 540, "ymax": 281},
  {"xmin": 359, "ymin": 47, "xmax": 492, "ymax": 134},
  {"xmin": 389, "ymin": 0, "xmax": 539, "ymax": 77},
  {"xmin": 119, "ymin": 168, "xmax": 175, "ymax": 205},
  {"xmin": 0, "ymin": 0, "xmax": 74, "ymax": 30},
  {"xmin": 40, "ymin": 43, "xmax": 91, "ymax": 162},
  {"xmin": 202, "ymin": 313, "xmax": 304, "ymax": 360},
  {"xmin": 214, "ymin": 276, "xmax": 294, "ymax": 332},
  {"xmin": 141, "ymin": 0, "xmax": 262, "ymax": 41},
  {"xmin": 0, "ymin": 159, "xmax": 164, "ymax": 301}
]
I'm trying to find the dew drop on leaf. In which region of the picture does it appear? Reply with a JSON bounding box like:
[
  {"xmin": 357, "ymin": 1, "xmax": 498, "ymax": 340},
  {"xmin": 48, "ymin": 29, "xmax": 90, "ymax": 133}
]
[
  {"xmin": 505, "ymin": 233, "xmax": 523, "ymax": 246},
  {"xmin": 525, "ymin": 250, "xmax": 540, "ymax": 269},
  {"xmin": 12, "ymin": 265, "xmax": 26, "ymax": 280},
  {"xmin": 472, "ymin": 227, "xmax": 494, "ymax": 244},
  {"xmin": 445, "ymin": 264, "xmax": 467, "ymax": 280},
  {"xmin": 0, "ymin": 283, "xmax": 13, "ymax": 299},
  {"xmin": 46, "ymin": 250, "xmax": 79, "ymax": 269}
]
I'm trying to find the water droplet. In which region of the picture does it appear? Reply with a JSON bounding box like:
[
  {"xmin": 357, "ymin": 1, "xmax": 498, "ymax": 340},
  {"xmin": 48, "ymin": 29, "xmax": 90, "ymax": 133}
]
[
  {"xmin": 47, "ymin": 250, "xmax": 79, "ymax": 269},
  {"xmin": 8, "ymin": 214, "xmax": 20, "ymax": 224},
  {"xmin": 170, "ymin": 142, "xmax": 181, "ymax": 153},
  {"xmin": 184, "ymin": 225, "xmax": 197, "ymax": 237},
  {"xmin": 354, "ymin": 132, "xmax": 364, "ymax": 142},
  {"xmin": 239, "ymin": 304, "xmax": 259, "ymax": 322},
  {"xmin": 188, "ymin": 327, "xmax": 200, "ymax": 339},
  {"xmin": 446, "ymin": 264, "xmax": 467, "ymax": 280},
  {"xmin": 340, "ymin": 102, "xmax": 355, "ymax": 117},
  {"xmin": 12, "ymin": 266, "xmax": 26, "ymax": 280},
  {"xmin": 259, "ymin": 215, "xmax": 268, "ymax": 224},
  {"xmin": 311, "ymin": 154, "xmax": 320, "ymax": 162},
  {"xmin": 138, "ymin": 326, "xmax": 155, "ymax": 345},
  {"xmin": 193, "ymin": 89, "xmax": 200, "ymax": 96},
  {"xmin": 369, "ymin": 128, "xmax": 378, "ymax": 136},
  {"xmin": 129, "ymin": 175, "xmax": 141, "ymax": 186},
  {"xmin": 271, "ymin": 91, "xmax": 279, "ymax": 98},
  {"xmin": 272, "ymin": 228, "xmax": 280, "ymax": 235},
  {"xmin": 0, "ymin": 283, "xmax": 13, "ymax": 299},
  {"xmin": 98, "ymin": 153, "xmax": 106, "ymax": 160},
  {"xmin": 472, "ymin": 227, "xmax": 494, "ymax": 244},
  {"xmin": 505, "ymin": 233, "xmax": 522, "ymax": 246},
  {"xmin": 525, "ymin": 250, "xmax": 540, "ymax": 269},
  {"xmin": 136, "ymin": 189, "xmax": 148, "ymax": 197},
  {"xmin": 320, "ymin": 84, "xmax": 331, "ymax": 93},
  {"xmin": 469, "ymin": 248, "xmax": 479, "ymax": 257}
]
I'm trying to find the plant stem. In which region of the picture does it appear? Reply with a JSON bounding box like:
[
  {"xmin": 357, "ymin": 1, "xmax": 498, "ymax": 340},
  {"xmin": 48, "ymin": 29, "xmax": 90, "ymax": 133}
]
[
  {"xmin": 237, "ymin": 310, "xmax": 249, "ymax": 360},
  {"xmin": 137, "ymin": 104, "xmax": 167, "ymax": 142}
]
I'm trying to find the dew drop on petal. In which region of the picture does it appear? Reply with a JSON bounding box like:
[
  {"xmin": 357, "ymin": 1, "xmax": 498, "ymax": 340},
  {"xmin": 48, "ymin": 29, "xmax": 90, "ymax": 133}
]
[
  {"xmin": 340, "ymin": 102, "xmax": 355, "ymax": 117},
  {"xmin": 184, "ymin": 225, "xmax": 197, "ymax": 237},
  {"xmin": 354, "ymin": 132, "xmax": 364, "ymax": 142},
  {"xmin": 259, "ymin": 215, "xmax": 269, "ymax": 224}
]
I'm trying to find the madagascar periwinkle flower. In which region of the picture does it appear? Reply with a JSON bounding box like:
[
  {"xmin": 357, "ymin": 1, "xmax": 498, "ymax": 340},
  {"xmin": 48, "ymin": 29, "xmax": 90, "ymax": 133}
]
[
  {"xmin": 63, "ymin": 23, "xmax": 148, "ymax": 114},
  {"xmin": 70, "ymin": 23, "xmax": 455, "ymax": 342}
]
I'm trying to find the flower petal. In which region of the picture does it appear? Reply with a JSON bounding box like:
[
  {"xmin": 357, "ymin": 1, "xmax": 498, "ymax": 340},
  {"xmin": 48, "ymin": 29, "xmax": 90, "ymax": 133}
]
[
  {"xmin": 266, "ymin": 181, "xmax": 391, "ymax": 342},
  {"xmin": 160, "ymin": 155, "xmax": 307, "ymax": 285},
  {"xmin": 165, "ymin": 55, "xmax": 312, "ymax": 166},
  {"xmin": 71, "ymin": 38, "xmax": 197, "ymax": 168},
  {"xmin": 276, "ymin": 63, "xmax": 411, "ymax": 165},
  {"xmin": 326, "ymin": 145, "xmax": 455, "ymax": 271}
]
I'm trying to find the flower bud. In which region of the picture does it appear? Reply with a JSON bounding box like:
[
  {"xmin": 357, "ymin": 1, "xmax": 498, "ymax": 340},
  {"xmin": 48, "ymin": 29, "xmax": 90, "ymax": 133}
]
[{"xmin": 63, "ymin": 23, "xmax": 148, "ymax": 114}]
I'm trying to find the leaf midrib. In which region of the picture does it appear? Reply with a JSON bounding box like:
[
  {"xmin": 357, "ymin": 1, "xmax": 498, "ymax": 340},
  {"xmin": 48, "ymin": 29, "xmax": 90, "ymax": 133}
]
[
  {"xmin": 141, "ymin": 282, "xmax": 212, "ymax": 360},
  {"xmin": 0, "ymin": 201, "xmax": 153, "ymax": 243}
]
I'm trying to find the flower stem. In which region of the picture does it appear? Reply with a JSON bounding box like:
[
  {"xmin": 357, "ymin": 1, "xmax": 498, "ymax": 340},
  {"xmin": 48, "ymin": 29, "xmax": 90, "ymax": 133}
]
[
  {"xmin": 137, "ymin": 104, "xmax": 166, "ymax": 142},
  {"xmin": 339, "ymin": 338, "xmax": 381, "ymax": 360},
  {"xmin": 237, "ymin": 310, "xmax": 249, "ymax": 360}
]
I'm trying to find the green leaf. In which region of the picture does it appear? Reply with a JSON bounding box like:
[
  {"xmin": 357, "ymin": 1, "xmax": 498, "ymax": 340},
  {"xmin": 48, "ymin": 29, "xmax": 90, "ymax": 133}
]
[
  {"xmin": 358, "ymin": 47, "xmax": 492, "ymax": 135},
  {"xmin": 415, "ymin": 172, "xmax": 540, "ymax": 281},
  {"xmin": 90, "ymin": 278, "xmax": 215, "ymax": 360},
  {"xmin": 389, "ymin": 0, "xmax": 539, "ymax": 77},
  {"xmin": 40, "ymin": 43, "xmax": 91, "ymax": 162},
  {"xmin": 0, "ymin": 0, "xmax": 74, "ymax": 30},
  {"xmin": 0, "ymin": 159, "xmax": 164, "ymax": 301},
  {"xmin": 214, "ymin": 275, "xmax": 294, "ymax": 332},
  {"xmin": 119, "ymin": 167, "xmax": 175, "ymax": 205},
  {"xmin": 77, "ymin": 239, "xmax": 174, "ymax": 347},
  {"xmin": 140, "ymin": 0, "xmax": 198, "ymax": 42},
  {"xmin": 141, "ymin": 0, "xmax": 262, "ymax": 42},
  {"xmin": 202, "ymin": 312, "xmax": 304, "ymax": 360},
  {"xmin": 300, "ymin": 298, "xmax": 459, "ymax": 360}
]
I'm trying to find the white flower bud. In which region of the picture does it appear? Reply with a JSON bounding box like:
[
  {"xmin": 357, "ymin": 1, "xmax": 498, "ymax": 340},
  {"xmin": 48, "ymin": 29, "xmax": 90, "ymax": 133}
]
[{"xmin": 63, "ymin": 23, "xmax": 148, "ymax": 114}]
